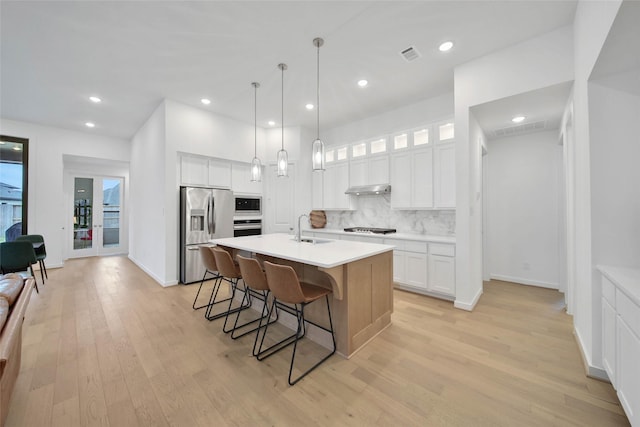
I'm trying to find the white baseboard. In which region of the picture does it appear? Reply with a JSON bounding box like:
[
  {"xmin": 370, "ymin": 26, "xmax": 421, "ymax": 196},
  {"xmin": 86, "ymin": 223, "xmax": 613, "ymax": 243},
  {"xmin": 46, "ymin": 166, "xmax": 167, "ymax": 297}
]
[
  {"xmin": 454, "ymin": 287, "xmax": 483, "ymax": 311},
  {"xmin": 490, "ymin": 274, "xmax": 558, "ymax": 290},
  {"xmin": 127, "ymin": 255, "xmax": 177, "ymax": 287},
  {"xmin": 574, "ymin": 327, "xmax": 609, "ymax": 382}
]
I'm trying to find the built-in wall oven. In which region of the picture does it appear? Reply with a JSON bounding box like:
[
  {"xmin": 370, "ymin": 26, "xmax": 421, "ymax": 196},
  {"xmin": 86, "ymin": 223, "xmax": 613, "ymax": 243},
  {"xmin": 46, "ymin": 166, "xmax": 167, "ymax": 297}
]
[{"xmin": 233, "ymin": 218, "xmax": 262, "ymax": 237}]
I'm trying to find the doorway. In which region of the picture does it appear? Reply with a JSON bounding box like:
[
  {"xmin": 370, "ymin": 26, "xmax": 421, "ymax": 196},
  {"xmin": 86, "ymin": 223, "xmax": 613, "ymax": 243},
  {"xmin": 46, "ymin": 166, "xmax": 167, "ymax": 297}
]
[{"xmin": 70, "ymin": 175, "xmax": 125, "ymax": 257}]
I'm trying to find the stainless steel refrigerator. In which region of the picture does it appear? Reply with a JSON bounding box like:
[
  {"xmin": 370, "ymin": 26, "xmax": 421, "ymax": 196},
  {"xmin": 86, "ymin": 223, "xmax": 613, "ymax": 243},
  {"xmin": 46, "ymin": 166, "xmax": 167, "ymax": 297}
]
[{"xmin": 179, "ymin": 186, "xmax": 234, "ymax": 284}]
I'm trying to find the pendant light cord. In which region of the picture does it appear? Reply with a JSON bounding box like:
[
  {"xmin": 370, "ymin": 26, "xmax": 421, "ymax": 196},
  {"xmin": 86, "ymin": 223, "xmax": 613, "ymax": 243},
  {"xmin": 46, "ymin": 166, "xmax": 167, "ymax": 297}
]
[
  {"xmin": 316, "ymin": 41, "xmax": 320, "ymax": 140},
  {"xmin": 281, "ymin": 65, "xmax": 284, "ymax": 150},
  {"xmin": 254, "ymin": 84, "xmax": 257, "ymax": 157}
]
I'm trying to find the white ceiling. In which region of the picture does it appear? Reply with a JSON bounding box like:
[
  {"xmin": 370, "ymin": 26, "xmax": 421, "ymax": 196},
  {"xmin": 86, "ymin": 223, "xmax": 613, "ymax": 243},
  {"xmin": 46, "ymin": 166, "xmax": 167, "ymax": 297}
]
[
  {"xmin": 471, "ymin": 81, "xmax": 573, "ymax": 140},
  {"xmin": 0, "ymin": 1, "xmax": 577, "ymax": 140}
]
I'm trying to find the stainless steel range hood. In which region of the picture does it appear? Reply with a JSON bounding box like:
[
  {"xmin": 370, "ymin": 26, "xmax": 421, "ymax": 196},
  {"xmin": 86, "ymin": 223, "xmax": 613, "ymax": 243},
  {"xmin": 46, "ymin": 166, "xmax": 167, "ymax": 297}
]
[{"xmin": 344, "ymin": 184, "xmax": 391, "ymax": 195}]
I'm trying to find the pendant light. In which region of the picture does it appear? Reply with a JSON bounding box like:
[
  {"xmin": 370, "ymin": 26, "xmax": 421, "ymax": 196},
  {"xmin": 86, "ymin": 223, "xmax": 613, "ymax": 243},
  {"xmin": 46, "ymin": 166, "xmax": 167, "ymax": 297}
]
[
  {"xmin": 311, "ymin": 37, "xmax": 326, "ymax": 171},
  {"xmin": 276, "ymin": 63, "xmax": 289, "ymax": 177},
  {"xmin": 250, "ymin": 82, "xmax": 262, "ymax": 182}
]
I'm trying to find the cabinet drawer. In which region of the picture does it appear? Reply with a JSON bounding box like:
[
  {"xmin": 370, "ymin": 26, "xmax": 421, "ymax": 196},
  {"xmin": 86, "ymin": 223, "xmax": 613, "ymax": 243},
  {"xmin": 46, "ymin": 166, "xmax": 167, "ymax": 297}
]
[
  {"xmin": 617, "ymin": 291, "xmax": 640, "ymax": 339},
  {"xmin": 429, "ymin": 243, "xmax": 455, "ymax": 257},
  {"xmin": 602, "ymin": 276, "xmax": 616, "ymax": 306},
  {"xmin": 404, "ymin": 241, "xmax": 428, "ymax": 253}
]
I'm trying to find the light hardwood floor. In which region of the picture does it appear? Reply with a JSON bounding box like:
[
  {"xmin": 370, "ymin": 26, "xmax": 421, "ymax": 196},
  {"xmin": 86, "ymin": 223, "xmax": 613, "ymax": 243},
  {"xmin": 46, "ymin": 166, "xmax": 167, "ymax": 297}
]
[{"xmin": 6, "ymin": 256, "xmax": 630, "ymax": 426}]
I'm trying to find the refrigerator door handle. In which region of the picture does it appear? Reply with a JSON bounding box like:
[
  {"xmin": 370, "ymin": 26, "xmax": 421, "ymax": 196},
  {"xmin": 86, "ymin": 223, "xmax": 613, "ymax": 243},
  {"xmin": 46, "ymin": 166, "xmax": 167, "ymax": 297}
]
[{"xmin": 210, "ymin": 194, "xmax": 216, "ymax": 235}]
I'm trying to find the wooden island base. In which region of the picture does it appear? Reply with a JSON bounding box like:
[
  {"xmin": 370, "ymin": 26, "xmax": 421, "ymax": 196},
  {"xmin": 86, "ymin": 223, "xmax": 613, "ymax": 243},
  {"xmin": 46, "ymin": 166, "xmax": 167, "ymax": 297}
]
[{"xmin": 257, "ymin": 251, "xmax": 394, "ymax": 358}]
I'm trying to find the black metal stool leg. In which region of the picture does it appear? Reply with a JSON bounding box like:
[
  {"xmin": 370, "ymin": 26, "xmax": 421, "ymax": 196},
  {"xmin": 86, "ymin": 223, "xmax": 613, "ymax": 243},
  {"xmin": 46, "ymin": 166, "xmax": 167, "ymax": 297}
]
[{"xmin": 41, "ymin": 259, "xmax": 48, "ymax": 280}]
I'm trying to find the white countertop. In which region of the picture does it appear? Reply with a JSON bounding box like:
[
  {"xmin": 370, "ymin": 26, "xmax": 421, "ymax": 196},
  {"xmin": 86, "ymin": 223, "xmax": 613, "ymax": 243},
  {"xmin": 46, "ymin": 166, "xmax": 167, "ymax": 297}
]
[
  {"xmin": 212, "ymin": 233, "xmax": 395, "ymax": 269},
  {"xmin": 306, "ymin": 228, "xmax": 456, "ymax": 244},
  {"xmin": 597, "ymin": 265, "xmax": 640, "ymax": 307}
]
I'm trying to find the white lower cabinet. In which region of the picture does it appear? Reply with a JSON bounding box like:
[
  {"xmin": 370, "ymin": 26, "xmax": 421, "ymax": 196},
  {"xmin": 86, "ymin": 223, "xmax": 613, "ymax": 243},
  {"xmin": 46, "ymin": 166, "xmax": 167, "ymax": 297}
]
[
  {"xmin": 406, "ymin": 252, "xmax": 428, "ymax": 289},
  {"xmin": 599, "ymin": 269, "xmax": 640, "ymax": 427},
  {"xmin": 429, "ymin": 254, "xmax": 456, "ymax": 295}
]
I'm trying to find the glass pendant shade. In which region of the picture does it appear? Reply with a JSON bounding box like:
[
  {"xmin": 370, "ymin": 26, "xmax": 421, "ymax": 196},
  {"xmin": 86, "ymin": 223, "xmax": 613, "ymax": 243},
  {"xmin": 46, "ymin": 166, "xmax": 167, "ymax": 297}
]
[
  {"xmin": 277, "ymin": 63, "xmax": 288, "ymax": 178},
  {"xmin": 312, "ymin": 37, "xmax": 326, "ymax": 171},
  {"xmin": 312, "ymin": 138, "xmax": 325, "ymax": 171},
  {"xmin": 250, "ymin": 82, "xmax": 262, "ymax": 182},
  {"xmin": 277, "ymin": 148, "xmax": 288, "ymax": 177},
  {"xmin": 250, "ymin": 157, "xmax": 262, "ymax": 182}
]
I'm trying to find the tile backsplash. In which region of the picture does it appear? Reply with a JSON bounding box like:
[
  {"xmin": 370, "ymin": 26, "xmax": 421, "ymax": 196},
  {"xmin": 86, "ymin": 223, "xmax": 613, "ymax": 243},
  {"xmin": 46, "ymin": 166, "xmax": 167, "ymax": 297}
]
[{"xmin": 324, "ymin": 195, "xmax": 455, "ymax": 236}]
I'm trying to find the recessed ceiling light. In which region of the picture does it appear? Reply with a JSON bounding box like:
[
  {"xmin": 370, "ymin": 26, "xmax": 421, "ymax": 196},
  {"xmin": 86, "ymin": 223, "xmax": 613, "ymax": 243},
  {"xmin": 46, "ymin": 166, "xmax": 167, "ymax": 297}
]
[
  {"xmin": 357, "ymin": 79, "xmax": 368, "ymax": 88},
  {"xmin": 85, "ymin": 122, "xmax": 95, "ymax": 128},
  {"xmin": 268, "ymin": 121, "xmax": 275, "ymax": 126},
  {"xmin": 201, "ymin": 98, "xmax": 211, "ymax": 105},
  {"xmin": 439, "ymin": 41, "xmax": 454, "ymax": 52},
  {"xmin": 305, "ymin": 103, "xmax": 314, "ymax": 110},
  {"xmin": 89, "ymin": 96, "xmax": 101, "ymax": 103},
  {"xmin": 512, "ymin": 116, "xmax": 525, "ymax": 123}
]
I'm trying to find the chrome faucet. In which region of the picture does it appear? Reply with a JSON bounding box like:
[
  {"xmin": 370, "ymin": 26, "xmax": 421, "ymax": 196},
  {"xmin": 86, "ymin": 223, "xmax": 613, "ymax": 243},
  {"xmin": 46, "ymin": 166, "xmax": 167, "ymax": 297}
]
[{"xmin": 296, "ymin": 214, "xmax": 309, "ymax": 242}]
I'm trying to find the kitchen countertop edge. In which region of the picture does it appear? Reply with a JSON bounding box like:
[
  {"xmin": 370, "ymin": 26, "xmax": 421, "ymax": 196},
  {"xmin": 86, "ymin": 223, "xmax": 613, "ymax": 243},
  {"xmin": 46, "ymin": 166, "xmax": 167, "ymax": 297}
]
[
  {"xmin": 597, "ymin": 265, "xmax": 640, "ymax": 307},
  {"xmin": 306, "ymin": 228, "xmax": 456, "ymax": 244}
]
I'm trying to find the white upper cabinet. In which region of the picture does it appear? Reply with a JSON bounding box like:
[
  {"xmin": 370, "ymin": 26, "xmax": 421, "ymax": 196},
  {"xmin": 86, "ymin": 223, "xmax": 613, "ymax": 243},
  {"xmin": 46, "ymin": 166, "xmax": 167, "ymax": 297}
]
[
  {"xmin": 323, "ymin": 162, "xmax": 351, "ymax": 210},
  {"xmin": 390, "ymin": 145, "xmax": 433, "ymax": 209},
  {"xmin": 434, "ymin": 143, "xmax": 456, "ymax": 208},
  {"xmin": 180, "ymin": 155, "xmax": 208, "ymax": 186},
  {"xmin": 231, "ymin": 162, "xmax": 263, "ymax": 195},
  {"xmin": 208, "ymin": 158, "xmax": 232, "ymax": 189},
  {"xmin": 180, "ymin": 154, "xmax": 231, "ymax": 189},
  {"xmin": 348, "ymin": 137, "xmax": 389, "ymax": 187}
]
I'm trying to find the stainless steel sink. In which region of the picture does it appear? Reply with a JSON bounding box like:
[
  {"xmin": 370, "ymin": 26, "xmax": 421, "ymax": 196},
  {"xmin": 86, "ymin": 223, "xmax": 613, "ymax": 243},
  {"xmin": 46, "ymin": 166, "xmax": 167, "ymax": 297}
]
[{"xmin": 296, "ymin": 237, "xmax": 332, "ymax": 245}]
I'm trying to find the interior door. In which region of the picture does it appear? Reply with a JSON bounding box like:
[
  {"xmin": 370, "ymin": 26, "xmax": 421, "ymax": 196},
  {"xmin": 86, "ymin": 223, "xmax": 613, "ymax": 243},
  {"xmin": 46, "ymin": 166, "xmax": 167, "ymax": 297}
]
[{"xmin": 71, "ymin": 176, "xmax": 124, "ymax": 257}]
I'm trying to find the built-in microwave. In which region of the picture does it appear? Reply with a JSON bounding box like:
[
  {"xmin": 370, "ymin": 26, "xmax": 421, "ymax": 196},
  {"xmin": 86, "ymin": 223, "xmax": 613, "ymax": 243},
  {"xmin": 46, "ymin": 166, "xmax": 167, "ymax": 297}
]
[{"xmin": 234, "ymin": 196, "xmax": 261, "ymax": 216}]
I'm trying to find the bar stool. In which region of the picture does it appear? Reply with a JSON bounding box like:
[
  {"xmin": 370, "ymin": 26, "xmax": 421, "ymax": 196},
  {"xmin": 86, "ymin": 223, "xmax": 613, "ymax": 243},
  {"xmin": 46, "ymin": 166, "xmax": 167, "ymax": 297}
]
[
  {"xmin": 235, "ymin": 255, "xmax": 279, "ymax": 352},
  {"xmin": 259, "ymin": 261, "xmax": 336, "ymax": 385},
  {"xmin": 210, "ymin": 247, "xmax": 252, "ymax": 325},
  {"xmin": 192, "ymin": 246, "xmax": 224, "ymax": 311}
]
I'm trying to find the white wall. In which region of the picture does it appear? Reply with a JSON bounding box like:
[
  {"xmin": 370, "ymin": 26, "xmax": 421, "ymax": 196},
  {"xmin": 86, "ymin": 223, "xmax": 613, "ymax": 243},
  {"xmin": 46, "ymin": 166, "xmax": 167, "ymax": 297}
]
[
  {"xmin": 322, "ymin": 92, "xmax": 454, "ymax": 145},
  {"xmin": 0, "ymin": 118, "xmax": 130, "ymax": 269},
  {"xmin": 486, "ymin": 130, "xmax": 561, "ymax": 289},
  {"xmin": 572, "ymin": 0, "xmax": 622, "ymax": 377},
  {"xmin": 129, "ymin": 102, "xmax": 169, "ymax": 284},
  {"xmin": 454, "ymin": 25, "xmax": 574, "ymax": 311},
  {"xmin": 589, "ymin": 83, "xmax": 640, "ymax": 268}
]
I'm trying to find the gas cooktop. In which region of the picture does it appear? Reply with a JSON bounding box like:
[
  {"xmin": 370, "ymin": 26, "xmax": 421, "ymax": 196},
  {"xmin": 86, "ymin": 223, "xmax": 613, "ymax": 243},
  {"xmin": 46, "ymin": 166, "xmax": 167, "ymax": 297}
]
[{"xmin": 344, "ymin": 227, "xmax": 396, "ymax": 234}]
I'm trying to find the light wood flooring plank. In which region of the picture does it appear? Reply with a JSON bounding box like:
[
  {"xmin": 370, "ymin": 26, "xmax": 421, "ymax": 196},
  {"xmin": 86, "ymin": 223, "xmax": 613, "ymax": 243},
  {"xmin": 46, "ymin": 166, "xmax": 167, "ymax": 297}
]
[{"xmin": 4, "ymin": 256, "xmax": 631, "ymax": 426}]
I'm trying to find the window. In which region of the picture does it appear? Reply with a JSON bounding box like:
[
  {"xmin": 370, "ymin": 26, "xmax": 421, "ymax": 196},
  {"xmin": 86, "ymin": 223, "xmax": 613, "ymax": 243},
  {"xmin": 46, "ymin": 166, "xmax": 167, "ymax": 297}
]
[
  {"xmin": 393, "ymin": 134, "xmax": 408, "ymax": 150},
  {"xmin": 0, "ymin": 135, "xmax": 28, "ymax": 242},
  {"xmin": 336, "ymin": 147, "xmax": 348, "ymax": 161},
  {"xmin": 352, "ymin": 142, "xmax": 366, "ymax": 158},
  {"xmin": 325, "ymin": 149, "xmax": 335, "ymax": 163},
  {"xmin": 438, "ymin": 123, "xmax": 455, "ymax": 141},
  {"xmin": 414, "ymin": 129, "xmax": 430, "ymax": 146},
  {"xmin": 370, "ymin": 138, "xmax": 387, "ymax": 154}
]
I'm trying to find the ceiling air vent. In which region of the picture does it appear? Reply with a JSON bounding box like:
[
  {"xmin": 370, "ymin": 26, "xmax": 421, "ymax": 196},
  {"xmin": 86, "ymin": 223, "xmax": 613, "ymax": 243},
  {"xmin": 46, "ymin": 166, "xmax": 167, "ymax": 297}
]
[
  {"xmin": 493, "ymin": 120, "xmax": 547, "ymax": 138},
  {"xmin": 400, "ymin": 46, "xmax": 421, "ymax": 62}
]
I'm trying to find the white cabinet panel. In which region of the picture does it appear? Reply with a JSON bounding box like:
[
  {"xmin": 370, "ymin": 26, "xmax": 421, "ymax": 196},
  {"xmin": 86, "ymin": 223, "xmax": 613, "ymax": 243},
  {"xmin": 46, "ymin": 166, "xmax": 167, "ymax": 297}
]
[
  {"xmin": 369, "ymin": 155, "xmax": 389, "ymax": 184},
  {"xmin": 390, "ymin": 152, "xmax": 412, "ymax": 208},
  {"xmin": 602, "ymin": 297, "xmax": 617, "ymax": 387},
  {"xmin": 617, "ymin": 317, "xmax": 640, "ymax": 426},
  {"xmin": 349, "ymin": 159, "xmax": 368, "ymax": 187},
  {"xmin": 406, "ymin": 252, "xmax": 428, "ymax": 289},
  {"xmin": 312, "ymin": 171, "xmax": 324, "ymax": 209},
  {"xmin": 180, "ymin": 156, "xmax": 208, "ymax": 186},
  {"xmin": 428, "ymin": 254, "xmax": 455, "ymax": 295},
  {"xmin": 208, "ymin": 159, "xmax": 231, "ymax": 189},
  {"xmin": 265, "ymin": 163, "xmax": 294, "ymax": 233},
  {"xmin": 231, "ymin": 163, "xmax": 262, "ymax": 194},
  {"xmin": 323, "ymin": 162, "xmax": 351, "ymax": 210},
  {"xmin": 434, "ymin": 143, "xmax": 456, "ymax": 208},
  {"xmin": 393, "ymin": 251, "xmax": 405, "ymax": 283},
  {"xmin": 412, "ymin": 147, "xmax": 433, "ymax": 208}
]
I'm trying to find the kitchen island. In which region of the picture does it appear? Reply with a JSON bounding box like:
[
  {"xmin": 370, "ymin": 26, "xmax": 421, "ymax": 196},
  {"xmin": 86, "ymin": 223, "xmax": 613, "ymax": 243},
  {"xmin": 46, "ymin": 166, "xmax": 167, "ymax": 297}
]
[{"xmin": 212, "ymin": 233, "xmax": 395, "ymax": 358}]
